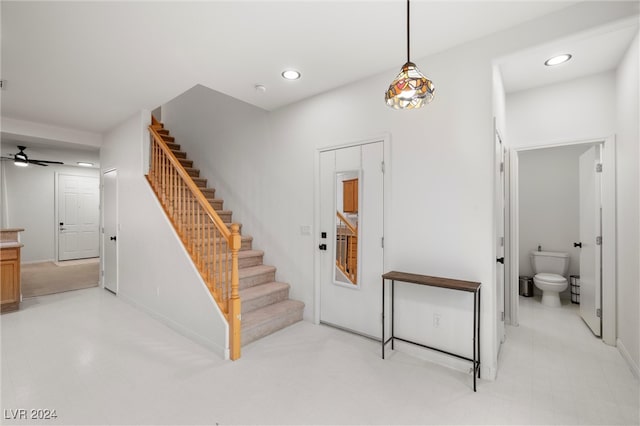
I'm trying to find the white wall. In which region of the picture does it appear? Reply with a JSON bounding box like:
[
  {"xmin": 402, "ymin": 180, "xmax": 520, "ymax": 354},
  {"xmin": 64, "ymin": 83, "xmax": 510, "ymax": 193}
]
[
  {"xmin": 100, "ymin": 111, "xmax": 229, "ymax": 359},
  {"xmin": 507, "ymin": 72, "xmax": 616, "ymax": 294},
  {"xmin": 2, "ymin": 117, "xmax": 102, "ymax": 149},
  {"xmin": 506, "ymin": 32, "xmax": 639, "ymax": 375},
  {"xmin": 2, "ymin": 161, "xmax": 99, "ymax": 262},
  {"xmin": 615, "ymin": 31, "xmax": 640, "ymax": 376},
  {"xmin": 160, "ymin": 84, "xmax": 272, "ymax": 249},
  {"xmin": 518, "ymin": 145, "xmax": 591, "ymax": 298},
  {"xmin": 507, "ymin": 71, "xmax": 616, "ymax": 147},
  {"xmin": 157, "ymin": 2, "xmax": 638, "ymax": 378}
]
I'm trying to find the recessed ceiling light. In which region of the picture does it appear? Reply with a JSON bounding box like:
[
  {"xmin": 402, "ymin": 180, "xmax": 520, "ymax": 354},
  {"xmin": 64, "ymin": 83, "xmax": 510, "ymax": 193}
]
[
  {"xmin": 254, "ymin": 84, "xmax": 267, "ymax": 93},
  {"xmin": 281, "ymin": 70, "xmax": 301, "ymax": 80},
  {"xmin": 77, "ymin": 162, "xmax": 94, "ymax": 167},
  {"xmin": 545, "ymin": 54, "xmax": 572, "ymax": 66}
]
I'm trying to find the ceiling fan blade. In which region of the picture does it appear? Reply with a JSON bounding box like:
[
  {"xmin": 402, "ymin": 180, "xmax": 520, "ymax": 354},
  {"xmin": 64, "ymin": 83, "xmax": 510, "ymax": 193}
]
[
  {"xmin": 28, "ymin": 159, "xmax": 64, "ymax": 165},
  {"xmin": 27, "ymin": 160, "xmax": 50, "ymax": 166}
]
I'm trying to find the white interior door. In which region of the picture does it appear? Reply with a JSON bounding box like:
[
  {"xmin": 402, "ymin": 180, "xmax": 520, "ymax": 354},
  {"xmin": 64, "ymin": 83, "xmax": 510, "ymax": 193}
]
[
  {"xmin": 58, "ymin": 174, "xmax": 100, "ymax": 261},
  {"xmin": 495, "ymin": 131, "xmax": 506, "ymax": 346},
  {"xmin": 319, "ymin": 142, "xmax": 384, "ymax": 339},
  {"xmin": 578, "ymin": 146, "xmax": 602, "ymax": 336},
  {"xmin": 103, "ymin": 170, "xmax": 118, "ymax": 293}
]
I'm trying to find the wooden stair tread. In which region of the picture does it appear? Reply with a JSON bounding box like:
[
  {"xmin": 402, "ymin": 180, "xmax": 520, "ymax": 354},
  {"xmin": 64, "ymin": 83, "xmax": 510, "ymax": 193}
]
[{"xmin": 192, "ymin": 178, "xmax": 207, "ymax": 187}]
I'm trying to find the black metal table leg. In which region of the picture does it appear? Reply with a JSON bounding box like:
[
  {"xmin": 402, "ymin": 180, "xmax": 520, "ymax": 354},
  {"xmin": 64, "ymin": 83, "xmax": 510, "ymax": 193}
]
[
  {"xmin": 381, "ymin": 271, "xmax": 481, "ymax": 392},
  {"xmin": 391, "ymin": 280, "xmax": 395, "ymax": 350},
  {"xmin": 478, "ymin": 288, "xmax": 481, "ymax": 379},
  {"xmin": 473, "ymin": 290, "xmax": 477, "ymax": 392},
  {"xmin": 382, "ymin": 277, "xmax": 385, "ymax": 359}
]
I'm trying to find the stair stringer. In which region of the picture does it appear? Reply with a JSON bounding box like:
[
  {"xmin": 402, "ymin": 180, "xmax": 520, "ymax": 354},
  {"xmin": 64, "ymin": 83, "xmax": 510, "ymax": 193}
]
[
  {"xmin": 101, "ymin": 110, "xmax": 230, "ymax": 359},
  {"xmin": 121, "ymin": 176, "xmax": 230, "ymax": 359}
]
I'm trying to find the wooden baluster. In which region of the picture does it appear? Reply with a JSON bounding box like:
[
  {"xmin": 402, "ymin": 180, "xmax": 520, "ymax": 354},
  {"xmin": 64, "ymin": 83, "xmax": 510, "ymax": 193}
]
[
  {"xmin": 160, "ymin": 152, "xmax": 165, "ymax": 202},
  {"xmin": 179, "ymin": 178, "xmax": 183, "ymax": 239},
  {"xmin": 338, "ymin": 216, "xmax": 343, "ymax": 271},
  {"xmin": 229, "ymin": 223, "xmax": 241, "ymax": 360},
  {"xmin": 190, "ymin": 195, "xmax": 195, "ymax": 255},
  {"xmin": 150, "ymin": 140, "xmax": 155, "ymax": 186},
  {"xmin": 169, "ymin": 165, "xmax": 174, "ymax": 216},
  {"xmin": 197, "ymin": 209, "xmax": 203, "ymax": 270},
  {"xmin": 157, "ymin": 142, "xmax": 161, "ymax": 190},
  {"xmin": 172, "ymin": 166, "xmax": 176, "ymax": 217},
  {"xmin": 154, "ymin": 141, "xmax": 158, "ymax": 188},
  {"xmin": 208, "ymin": 216, "xmax": 212, "ymax": 285},
  {"xmin": 213, "ymin": 227, "xmax": 218, "ymax": 297}
]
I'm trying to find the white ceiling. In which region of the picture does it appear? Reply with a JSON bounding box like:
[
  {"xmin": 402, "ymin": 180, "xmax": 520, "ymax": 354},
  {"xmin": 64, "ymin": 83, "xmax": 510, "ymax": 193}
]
[
  {"xmin": 498, "ymin": 17, "xmax": 639, "ymax": 93},
  {"xmin": 2, "ymin": 1, "xmax": 583, "ymax": 134},
  {"xmin": 0, "ymin": 141, "xmax": 100, "ymax": 168}
]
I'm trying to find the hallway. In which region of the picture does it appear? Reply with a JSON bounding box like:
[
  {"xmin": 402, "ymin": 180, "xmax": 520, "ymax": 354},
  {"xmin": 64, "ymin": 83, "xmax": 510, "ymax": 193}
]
[{"xmin": 1, "ymin": 288, "xmax": 637, "ymax": 424}]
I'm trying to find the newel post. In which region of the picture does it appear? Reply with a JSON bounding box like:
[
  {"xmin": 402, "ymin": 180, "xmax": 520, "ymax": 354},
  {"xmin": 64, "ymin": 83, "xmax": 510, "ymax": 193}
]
[{"xmin": 229, "ymin": 223, "xmax": 242, "ymax": 360}]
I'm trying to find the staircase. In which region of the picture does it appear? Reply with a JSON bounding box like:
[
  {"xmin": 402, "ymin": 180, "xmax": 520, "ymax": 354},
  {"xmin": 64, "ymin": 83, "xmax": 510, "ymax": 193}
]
[{"xmin": 148, "ymin": 120, "xmax": 304, "ymax": 349}]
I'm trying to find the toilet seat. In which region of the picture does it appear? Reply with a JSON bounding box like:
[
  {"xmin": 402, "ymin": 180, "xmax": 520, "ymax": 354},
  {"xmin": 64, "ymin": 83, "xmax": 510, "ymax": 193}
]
[{"xmin": 534, "ymin": 273, "xmax": 566, "ymax": 283}]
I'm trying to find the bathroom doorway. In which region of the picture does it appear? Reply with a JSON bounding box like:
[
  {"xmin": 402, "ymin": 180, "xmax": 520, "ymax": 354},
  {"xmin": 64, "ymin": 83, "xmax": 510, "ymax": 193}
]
[{"xmin": 508, "ymin": 137, "xmax": 616, "ymax": 344}]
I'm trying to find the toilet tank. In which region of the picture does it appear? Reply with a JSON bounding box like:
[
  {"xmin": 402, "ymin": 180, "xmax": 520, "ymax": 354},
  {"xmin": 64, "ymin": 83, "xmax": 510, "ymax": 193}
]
[{"xmin": 530, "ymin": 251, "xmax": 570, "ymax": 276}]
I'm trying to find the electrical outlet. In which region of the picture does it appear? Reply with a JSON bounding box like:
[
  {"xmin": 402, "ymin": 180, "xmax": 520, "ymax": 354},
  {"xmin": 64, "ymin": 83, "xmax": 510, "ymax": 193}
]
[{"xmin": 433, "ymin": 314, "xmax": 441, "ymax": 328}]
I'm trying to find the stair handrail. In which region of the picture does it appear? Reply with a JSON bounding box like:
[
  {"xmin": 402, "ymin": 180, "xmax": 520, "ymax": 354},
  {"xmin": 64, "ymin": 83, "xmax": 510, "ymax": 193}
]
[
  {"xmin": 149, "ymin": 125, "xmax": 231, "ymax": 240},
  {"xmin": 336, "ymin": 211, "xmax": 357, "ymax": 235},
  {"xmin": 336, "ymin": 211, "xmax": 357, "ymax": 284},
  {"xmin": 147, "ymin": 118, "xmax": 241, "ymax": 360}
]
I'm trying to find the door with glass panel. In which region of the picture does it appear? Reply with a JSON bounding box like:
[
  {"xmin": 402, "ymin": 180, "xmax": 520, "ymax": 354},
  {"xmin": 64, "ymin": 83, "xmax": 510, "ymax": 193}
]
[{"xmin": 319, "ymin": 142, "xmax": 384, "ymax": 339}]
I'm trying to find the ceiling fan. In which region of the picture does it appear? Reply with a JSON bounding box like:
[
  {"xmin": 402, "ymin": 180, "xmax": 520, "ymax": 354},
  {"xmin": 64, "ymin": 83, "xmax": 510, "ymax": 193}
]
[{"xmin": 1, "ymin": 146, "xmax": 64, "ymax": 167}]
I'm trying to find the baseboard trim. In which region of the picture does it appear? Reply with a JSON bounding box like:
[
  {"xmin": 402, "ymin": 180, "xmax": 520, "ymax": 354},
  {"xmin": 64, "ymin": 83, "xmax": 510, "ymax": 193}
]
[
  {"xmin": 617, "ymin": 338, "xmax": 640, "ymax": 380},
  {"xmin": 20, "ymin": 259, "xmax": 55, "ymax": 265},
  {"xmin": 118, "ymin": 292, "xmax": 228, "ymax": 360}
]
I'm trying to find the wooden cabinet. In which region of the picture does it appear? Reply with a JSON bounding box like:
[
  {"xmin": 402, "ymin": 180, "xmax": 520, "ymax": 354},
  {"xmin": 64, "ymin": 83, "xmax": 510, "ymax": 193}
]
[
  {"xmin": 1, "ymin": 247, "xmax": 21, "ymax": 313},
  {"xmin": 343, "ymin": 178, "xmax": 358, "ymax": 213},
  {"xmin": 1, "ymin": 228, "xmax": 23, "ymax": 313}
]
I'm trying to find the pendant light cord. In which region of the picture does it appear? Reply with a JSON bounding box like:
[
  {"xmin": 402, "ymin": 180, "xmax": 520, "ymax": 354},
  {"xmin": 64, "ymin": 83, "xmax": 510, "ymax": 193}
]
[{"xmin": 406, "ymin": 0, "xmax": 410, "ymax": 63}]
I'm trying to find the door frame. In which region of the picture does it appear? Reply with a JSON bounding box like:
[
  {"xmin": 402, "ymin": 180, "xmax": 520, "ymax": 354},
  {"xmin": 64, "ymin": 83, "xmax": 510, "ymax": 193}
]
[
  {"xmin": 507, "ymin": 136, "xmax": 616, "ymax": 345},
  {"xmin": 313, "ymin": 134, "xmax": 391, "ymax": 324},
  {"xmin": 54, "ymin": 172, "xmax": 100, "ymax": 262},
  {"xmin": 101, "ymin": 168, "xmax": 118, "ymax": 292},
  {"xmin": 494, "ymin": 129, "xmax": 506, "ymax": 347}
]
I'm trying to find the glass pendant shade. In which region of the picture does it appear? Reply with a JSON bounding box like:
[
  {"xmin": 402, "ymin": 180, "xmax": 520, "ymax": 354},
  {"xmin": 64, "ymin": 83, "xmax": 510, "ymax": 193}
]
[
  {"xmin": 385, "ymin": 0, "xmax": 435, "ymax": 109},
  {"xmin": 385, "ymin": 61, "xmax": 434, "ymax": 109}
]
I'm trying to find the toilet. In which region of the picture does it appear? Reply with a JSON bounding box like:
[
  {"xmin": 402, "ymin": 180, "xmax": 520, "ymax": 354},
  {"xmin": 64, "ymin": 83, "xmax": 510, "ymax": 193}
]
[{"xmin": 530, "ymin": 251, "xmax": 570, "ymax": 307}]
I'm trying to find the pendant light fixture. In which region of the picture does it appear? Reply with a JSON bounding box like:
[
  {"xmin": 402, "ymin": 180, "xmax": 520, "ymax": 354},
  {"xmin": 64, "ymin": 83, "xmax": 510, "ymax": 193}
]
[{"xmin": 385, "ymin": 0, "xmax": 435, "ymax": 109}]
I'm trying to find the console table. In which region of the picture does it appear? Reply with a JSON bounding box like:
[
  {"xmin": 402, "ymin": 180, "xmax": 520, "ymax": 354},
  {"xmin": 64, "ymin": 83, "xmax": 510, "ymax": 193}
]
[{"xmin": 381, "ymin": 271, "xmax": 481, "ymax": 391}]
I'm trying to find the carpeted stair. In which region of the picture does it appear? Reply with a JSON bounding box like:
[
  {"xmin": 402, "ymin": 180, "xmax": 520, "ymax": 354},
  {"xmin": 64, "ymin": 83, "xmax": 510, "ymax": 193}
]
[{"xmin": 153, "ymin": 122, "xmax": 304, "ymax": 346}]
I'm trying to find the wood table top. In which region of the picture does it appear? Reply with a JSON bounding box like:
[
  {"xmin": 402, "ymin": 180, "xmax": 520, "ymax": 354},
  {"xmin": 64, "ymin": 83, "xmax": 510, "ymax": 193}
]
[{"xmin": 382, "ymin": 271, "xmax": 480, "ymax": 292}]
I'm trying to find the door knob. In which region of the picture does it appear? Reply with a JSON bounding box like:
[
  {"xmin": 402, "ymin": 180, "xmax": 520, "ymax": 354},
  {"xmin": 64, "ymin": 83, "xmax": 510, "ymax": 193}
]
[
  {"xmin": 573, "ymin": 242, "xmax": 582, "ymax": 248},
  {"xmin": 110, "ymin": 236, "xmax": 117, "ymax": 241},
  {"xmin": 496, "ymin": 257, "xmax": 504, "ymax": 264},
  {"xmin": 318, "ymin": 244, "xmax": 327, "ymax": 251}
]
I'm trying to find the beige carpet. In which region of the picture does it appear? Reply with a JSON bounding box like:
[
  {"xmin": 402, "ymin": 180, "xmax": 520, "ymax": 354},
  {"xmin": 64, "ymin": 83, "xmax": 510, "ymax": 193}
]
[{"xmin": 21, "ymin": 259, "xmax": 100, "ymax": 298}]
